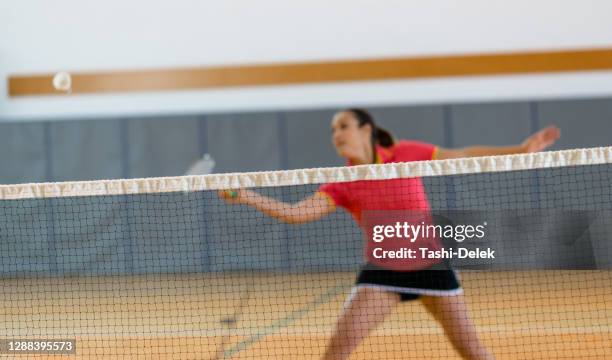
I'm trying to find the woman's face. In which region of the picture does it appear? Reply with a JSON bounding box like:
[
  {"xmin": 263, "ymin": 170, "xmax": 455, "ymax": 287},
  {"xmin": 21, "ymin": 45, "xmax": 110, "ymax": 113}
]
[{"xmin": 330, "ymin": 111, "xmax": 372, "ymax": 159}]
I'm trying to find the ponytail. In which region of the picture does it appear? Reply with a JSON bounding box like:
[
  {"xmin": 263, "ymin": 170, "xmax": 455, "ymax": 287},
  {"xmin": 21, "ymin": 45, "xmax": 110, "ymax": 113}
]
[
  {"xmin": 345, "ymin": 108, "xmax": 395, "ymax": 148},
  {"xmin": 373, "ymin": 127, "xmax": 394, "ymax": 148}
]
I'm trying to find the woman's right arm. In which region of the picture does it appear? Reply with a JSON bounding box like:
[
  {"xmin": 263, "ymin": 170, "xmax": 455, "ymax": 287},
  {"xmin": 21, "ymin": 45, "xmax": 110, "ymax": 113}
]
[{"xmin": 219, "ymin": 189, "xmax": 335, "ymax": 224}]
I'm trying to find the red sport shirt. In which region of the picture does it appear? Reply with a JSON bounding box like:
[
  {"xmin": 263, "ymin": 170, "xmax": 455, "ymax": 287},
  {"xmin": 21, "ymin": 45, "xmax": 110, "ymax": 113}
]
[{"xmin": 319, "ymin": 140, "xmax": 443, "ymax": 270}]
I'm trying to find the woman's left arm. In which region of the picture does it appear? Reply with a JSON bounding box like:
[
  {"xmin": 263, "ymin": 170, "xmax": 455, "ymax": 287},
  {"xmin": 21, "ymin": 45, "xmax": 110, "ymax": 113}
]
[{"xmin": 435, "ymin": 126, "xmax": 560, "ymax": 160}]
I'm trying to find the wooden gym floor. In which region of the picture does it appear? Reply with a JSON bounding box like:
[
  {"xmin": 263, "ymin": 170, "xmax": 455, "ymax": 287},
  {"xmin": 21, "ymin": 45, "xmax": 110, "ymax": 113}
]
[{"xmin": 1, "ymin": 271, "xmax": 610, "ymax": 359}]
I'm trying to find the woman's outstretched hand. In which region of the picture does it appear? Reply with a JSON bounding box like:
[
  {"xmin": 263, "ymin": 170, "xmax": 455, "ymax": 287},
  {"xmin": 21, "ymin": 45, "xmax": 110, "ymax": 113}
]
[{"xmin": 521, "ymin": 126, "xmax": 561, "ymax": 153}]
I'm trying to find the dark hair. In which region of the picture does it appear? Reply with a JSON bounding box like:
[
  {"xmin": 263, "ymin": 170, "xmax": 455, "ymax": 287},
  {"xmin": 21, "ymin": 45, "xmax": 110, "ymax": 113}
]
[{"xmin": 345, "ymin": 108, "xmax": 394, "ymax": 162}]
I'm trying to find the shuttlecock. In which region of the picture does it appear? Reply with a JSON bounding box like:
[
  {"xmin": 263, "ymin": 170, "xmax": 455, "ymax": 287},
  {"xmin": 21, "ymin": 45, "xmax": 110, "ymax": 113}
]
[{"xmin": 53, "ymin": 72, "xmax": 72, "ymax": 92}]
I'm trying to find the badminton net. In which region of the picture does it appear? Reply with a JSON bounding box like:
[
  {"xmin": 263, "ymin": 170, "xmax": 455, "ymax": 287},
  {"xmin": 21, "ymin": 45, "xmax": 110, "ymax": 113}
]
[{"xmin": 0, "ymin": 146, "xmax": 611, "ymax": 359}]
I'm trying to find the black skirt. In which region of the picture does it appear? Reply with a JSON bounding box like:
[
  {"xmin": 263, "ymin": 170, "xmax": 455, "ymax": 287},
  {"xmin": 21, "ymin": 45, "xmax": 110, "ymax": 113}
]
[{"xmin": 355, "ymin": 263, "xmax": 462, "ymax": 302}]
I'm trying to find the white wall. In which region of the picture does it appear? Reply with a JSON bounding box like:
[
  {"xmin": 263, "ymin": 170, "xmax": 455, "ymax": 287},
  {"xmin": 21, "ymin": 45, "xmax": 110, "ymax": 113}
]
[{"xmin": 2, "ymin": 0, "xmax": 612, "ymax": 121}]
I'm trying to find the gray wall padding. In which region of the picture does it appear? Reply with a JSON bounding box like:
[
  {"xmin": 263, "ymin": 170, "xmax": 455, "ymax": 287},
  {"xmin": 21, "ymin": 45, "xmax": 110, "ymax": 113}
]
[{"xmin": 1, "ymin": 98, "xmax": 611, "ymax": 276}]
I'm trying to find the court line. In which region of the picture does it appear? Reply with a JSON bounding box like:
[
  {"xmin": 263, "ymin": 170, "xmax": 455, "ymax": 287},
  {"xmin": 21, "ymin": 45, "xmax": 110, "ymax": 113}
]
[{"xmin": 222, "ymin": 283, "xmax": 349, "ymax": 359}]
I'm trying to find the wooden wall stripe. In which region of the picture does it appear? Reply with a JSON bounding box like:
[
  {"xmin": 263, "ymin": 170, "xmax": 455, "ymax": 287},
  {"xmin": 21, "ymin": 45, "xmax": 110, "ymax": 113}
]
[{"xmin": 8, "ymin": 48, "xmax": 612, "ymax": 97}]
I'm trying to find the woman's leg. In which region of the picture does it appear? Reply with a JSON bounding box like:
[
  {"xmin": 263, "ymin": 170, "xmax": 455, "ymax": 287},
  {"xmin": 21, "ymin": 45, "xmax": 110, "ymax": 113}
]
[
  {"xmin": 322, "ymin": 287, "xmax": 400, "ymax": 360},
  {"xmin": 421, "ymin": 294, "xmax": 495, "ymax": 360}
]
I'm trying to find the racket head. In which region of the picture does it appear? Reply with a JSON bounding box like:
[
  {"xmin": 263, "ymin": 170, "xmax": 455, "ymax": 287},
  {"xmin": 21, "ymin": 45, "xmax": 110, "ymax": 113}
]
[{"xmin": 185, "ymin": 154, "xmax": 216, "ymax": 175}]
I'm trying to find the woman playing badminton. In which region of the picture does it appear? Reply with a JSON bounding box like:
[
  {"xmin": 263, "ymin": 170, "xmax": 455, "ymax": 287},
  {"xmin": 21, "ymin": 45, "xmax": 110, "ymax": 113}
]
[{"xmin": 220, "ymin": 109, "xmax": 560, "ymax": 360}]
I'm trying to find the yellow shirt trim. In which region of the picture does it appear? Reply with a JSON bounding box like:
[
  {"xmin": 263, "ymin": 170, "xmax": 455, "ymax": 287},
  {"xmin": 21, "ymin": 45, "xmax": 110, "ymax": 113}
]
[{"xmin": 431, "ymin": 146, "xmax": 439, "ymax": 160}]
